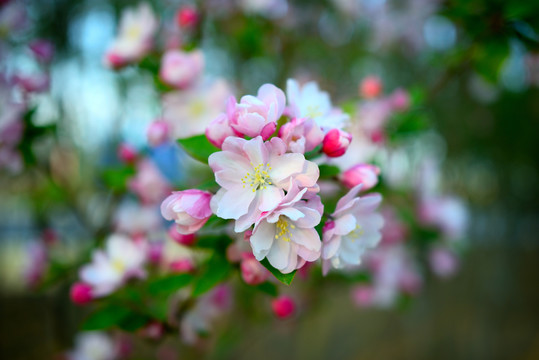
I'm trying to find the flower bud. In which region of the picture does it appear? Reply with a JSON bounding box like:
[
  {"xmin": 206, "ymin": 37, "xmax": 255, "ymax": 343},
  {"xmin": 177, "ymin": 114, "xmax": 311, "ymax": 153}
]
[
  {"xmin": 389, "ymin": 88, "xmax": 410, "ymax": 111},
  {"xmin": 271, "ymin": 295, "xmax": 296, "ymax": 319},
  {"xmin": 70, "ymin": 282, "xmax": 93, "ymax": 305},
  {"xmin": 429, "ymin": 247, "xmax": 459, "ymax": 278},
  {"xmin": 206, "ymin": 113, "xmax": 237, "ymax": 148},
  {"xmin": 340, "ymin": 163, "xmax": 380, "ymax": 190},
  {"xmin": 159, "ymin": 49, "xmax": 204, "ymax": 89},
  {"xmin": 168, "ymin": 224, "xmax": 196, "ymax": 246},
  {"xmin": 240, "ymin": 253, "xmax": 270, "ymax": 285},
  {"xmin": 29, "ymin": 39, "xmax": 54, "ymax": 63},
  {"xmin": 161, "ymin": 190, "xmax": 213, "ymax": 234},
  {"xmin": 360, "ymin": 76, "xmax": 383, "ymax": 98},
  {"xmin": 169, "ymin": 258, "xmax": 195, "ymax": 273},
  {"xmin": 117, "ymin": 143, "xmax": 137, "ymax": 164},
  {"xmin": 351, "ymin": 285, "xmax": 374, "ymax": 307},
  {"xmin": 147, "ymin": 120, "xmax": 169, "ymax": 146},
  {"xmin": 322, "ymin": 129, "xmax": 352, "ymax": 157},
  {"xmin": 176, "ymin": 6, "xmax": 199, "ymax": 28}
]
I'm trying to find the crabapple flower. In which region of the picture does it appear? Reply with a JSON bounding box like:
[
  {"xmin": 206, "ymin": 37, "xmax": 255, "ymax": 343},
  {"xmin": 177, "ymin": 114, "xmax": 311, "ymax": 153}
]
[
  {"xmin": 418, "ymin": 195, "xmax": 468, "ymax": 240},
  {"xmin": 168, "ymin": 225, "xmax": 196, "ymax": 246},
  {"xmin": 68, "ymin": 332, "xmax": 117, "ymax": 360},
  {"xmin": 322, "ymin": 128, "xmax": 352, "ymax": 157},
  {"xmin": 70, "ymin": 282, "xmax": 93, "ymax": 305},
  {"xmin": 322, "ymin": 185, "xmax": 384, "ymax": 275},
  {"xmin": 79, "ymin": 234, "xmax": 147, "ymax": 297},
  {"xmin": 161, "ymin": 190, "xmax": 213, "ymax": 234},
  {"xmin": 389, "ymin": 88, "xmax": 411, "ymax": 111},
  {"xmin": 360, "ymin": 76, "xmax": 383, "ymax": 98},
  {"xmin": 129, "ymin": 159, "xmax": 172, "ymax": 205},
  {"xmin": 249, "ymin": 183, "xmax": 323, "ymax": 273},
  {"xmin": 29, "ymin": 39, "xmax": 54, "ymax": 63},
  {"xmin": 103, "ymin": 3, "xmax": 158, "ymax": 69},
  {"xmin": 240, "ymin": 252, "xmax": 270, "ymax": 285},
  {"xmin": 340, "ymin": 163, "xmax": 380, "ymax": 190},
  {"xmin": 278, "ymin": 117, "xmax": 324, "ymax": 154},
  {"xmin": 209, "ymin": 136, "xmax": 319, "ymax": 232},
  {"xmin": 205, "ymin": 112, "xmax": 239, "ymax": 148},
  {"xmin": 429, "ymin": 246, "xmax": 459, "ymax": 278},
  {"xmin": 117, "ymin": 143, "xmax": 137, "ymax": 163},
  {"xmin": 163, "ymin": 79, "xmax": 231, "ymax": 139},
  {"xmin": 176, "ymin": 6, "xmax": 199, "ymax": 28},
  {"xmin": 114, "ymin": 202, "xmax": 161, "ymax": 236},
  {"xmin": 169, "ymin": 258, "xmax": 195, "ymax": 273},
  {"xmin": 271, "ymin": 295, "xmax": 295, "ymax": 318},
  {"xmin": 146, "ymin": 119, "xmax": 169, "ymax": 146},
  {"xmin": 286, "ymin": 79, "xmax": 349, "ymax": 131},
  {"xmin": 228, "ymin": 83, "xmax": 285, "ymax": 139},
  {"xmin": 159, "ymin": 49, "xmax": 204, "ymax": 89},
  {"xmin": 13, "ymin": 73, "xmax": 49, "ymax": 93}
]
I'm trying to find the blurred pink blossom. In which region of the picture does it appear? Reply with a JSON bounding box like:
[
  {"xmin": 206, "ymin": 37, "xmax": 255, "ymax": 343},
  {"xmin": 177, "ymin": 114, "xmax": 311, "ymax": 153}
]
[
  {"xmin": 279, "ymin": 117, "xmax": 324, "ymax": 154},
  {"xmin": 129, "ymin": 159, "xmax": 172, "ymax": 205},
  {"xmin": 340, "ymin": 163, "xmax": 380, "ymax": 190},
  {"xmin": 360, "ymin": 76, "xmax": 383, "ymax": 98},
  {"xmin": 271, "ymin": 295, "xmax": 295, "ymax": 319},
  {"xmin": 159, "ymin": 49, "xmax": 204, "ymax": 89}
]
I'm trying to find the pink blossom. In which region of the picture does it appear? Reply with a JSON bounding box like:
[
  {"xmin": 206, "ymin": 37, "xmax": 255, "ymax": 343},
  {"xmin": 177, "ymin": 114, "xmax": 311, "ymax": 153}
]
[
  {"xmin": 322, "ymin": 185, "xmax": 384, "ymax": 275},
  {"xmin": 418, "ymin": 195, "xmax": 468, "ymax": 240},
  {"xmin": 340, "ymin": 163, "xmax": 380, "ymax": 190},
  {"xmin": 29, "ymin": 39, "xmax": 54, "ymax": 63},
  {"xmin": 70, "ymin": 282, "xmax": 94, "ymax": 305},
  {"xmin": 141, "ymin": 321, "xmax": 164, "ymax": 340},
  {"xmin": 13, "ymin": 73, "xmax": 49, "ymax": 93},
  {"xmin": 176, "ymin": 6, "xmax": 199, "ymax": 28},
  {"xmin": 79, "ymin": 234, "xmax": 147, "ymax": 297},
  {"xmin": 380, "ymin": 207, "xmax": 408, "ymax": 246},
  {"xmin": 209, "ymin": 136, "xmax": 319, "ymax": 232},
  {"xmin": 169, "ymin": 258, "xmax": 195, "ymax": 273},
  {"xmin": 147, "ymin": 119, "xmax": 170, "ymax": 146},
  {"xmin": 161, "ymin": 189, "xmax": 213, "ymax": 234},
  {"xmin": 429, "ymin": 246, "xmax": 459, "ymax": 278},
  {"xmin": 228, "ymin": 84, "xmax": 285, "ymax": 139},
  {"xmin": 117, "ymin": 143, "xmax": 137, "ymax": 163},
  {"xmin": 278, "ymin": 117, "xmax": 324, "ymax": 153},
  {"xmin": 159, "ymin": 49, "xmax": 204, "ymax": 89},
  {"xmin": 389, "ymin": 88, "xmax": 411, "ymax": 111},
  {"xmin": 286, "ymin": 78, "xmax": 349, "ymax": 131},
  {"xmin": 24, "ymin": 242, "xmax": 48, "ymax": 288},
  {"xmin": 240, "ymin": 252, "xmax": 270, "ymax": 285},
  {"xmin": 249, "ymin": 182, "xmax": 323, "ymax": 273},
  {"xmin": 205, "ymin": 112, "xmax": 239, "ymax": 149},
  {"xmin": 103, "ymin": 3, "xmax": 158, "ymax": 68},
  {"xmin": 168, "ymin": 225, "xmax": 197, "ymax": 246},
  {"xmin": 129, "ymin": 159, "xmax": 172, "ymax": 205},
  {"xmin": 322, "ymin": 128, "xmax": 352, "ymax": 157},
  {"xmin": 147, "ymin": 241, "xmax": 163, "ymax": 264},
  {"xmin": 351, "ymin": 285, "xmax": 375, "ymax": 307},
  {"xmin": 360, "ymin": 76, "xmax": 383, "ymax": 98},
  {"xmin": 271, "ymin": 295, "xmax": 295, "ymax": 318}
]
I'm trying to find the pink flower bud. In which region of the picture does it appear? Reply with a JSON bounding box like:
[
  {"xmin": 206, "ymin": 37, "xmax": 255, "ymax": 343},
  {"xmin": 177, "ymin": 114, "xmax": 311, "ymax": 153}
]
[
  {"xmin": 140, "ymin": 321, "xmax": 164, "ymax": 340},
  {"xmin": 117, "ymin": 143, "xmax": 137, "ymax": 164},
  {"xmin": 161, "ymin": 190, "xmax": 213, "ymax": 234},
  {"xmin": 147, "ymin": 120, "xmax": 169, "ymax": 146},
  {"xmin": 389, "ymin": 88, "xmax": 410, "ymax": 111},
  {"xmin": 360, "ymin": 76, "xmax": 383, "ymax": 98},
  {"xmin": 340, "ymin": 163, "xmax": 380, "ymax": 190},
  {"xmin": 429, "ymin": 247, "xmax": 459, "ymax": 278},
  {"xmin": 168, "ymin": 225, "xmax": 196, "ymax": 246},
  {"xmin": 147, "ymin": 242, "xmax": 163, "ymax": 264},
  {"xmin": 169, "ymin": 258, "xmax": 195, "ymax": 273},
  {"xmin": 104, "ymin": 52, "xmax": 127, "ymax": 70},
  {"xmin": 271, "ymin": 295, "xmax": 296, "ymax": 319},
  {"xmin": 159, "ymin": 49, "xmax": 204, "ymax": 89},
  {"xmin": 226, "ymin": 243, "xmax": 243, "ymax": 263},
  {"xmin": 205, "ymin": 113, "xmax": 238, "ymax": 148},
  {"xmin": 13, "ymin": 73, "xmax": 49, "ymax": 93},
  {"xmin": 70, "ymin": 282, "xmax": 93, "ymax": 305},
  {"xmin": 240, "ymin": 253, "xmax": 270, "ymax": 285},
  {"xmin": 351, "ymin": 285, "xmax": 374, "ymax": 307},
  {"xmin": 29, "ymin": 39, "xmax": 54, "ymax": 63},
  {"xmin": 176, "ymin": 6, "xmax": 199, "ymax": 28},
  {"xmin": 322, "ymin": 129, "xmax": 352, "ymax": 157}
]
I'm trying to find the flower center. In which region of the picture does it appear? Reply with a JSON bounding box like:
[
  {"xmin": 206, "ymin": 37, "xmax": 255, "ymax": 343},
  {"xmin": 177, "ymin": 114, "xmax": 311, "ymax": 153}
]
[
  {"xmin": 275, "ymin": 217, "xmax": 295, "ymax": 242},
  {"xmin": 126, "ymin": 25, "xmax": 142, "ymax": 40},
  {"xmin": 348, "ymin": 224, "xmax": 364, "ymax": 242},
  {"xmin": 306, "ymin": 105, "xmax": 323, "ymax": 119},
  {"xmin": 242, "ymin": 163, "xmax": 272, "ymax": 192},
  {"xmin": 112, "ymin": 259, "xmax": 126, "ymax": 273}
]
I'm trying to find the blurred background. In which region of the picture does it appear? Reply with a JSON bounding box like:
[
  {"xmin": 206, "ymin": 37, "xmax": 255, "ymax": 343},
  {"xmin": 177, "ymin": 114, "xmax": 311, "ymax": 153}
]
[{"xmin": 1, "ymin": 0, "xmax": 539, "ymax": 359}]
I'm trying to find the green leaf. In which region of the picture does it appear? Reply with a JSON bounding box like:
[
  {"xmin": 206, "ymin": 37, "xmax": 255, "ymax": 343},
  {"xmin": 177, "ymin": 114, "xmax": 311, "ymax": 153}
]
[
  {"xmin": 82, "ymin": 304, "xmax": 131, "ymax": 330},
  {"xmin": 118, "ymin": 313, "xmax": 150, "ymax": 332},
  {"xmin": 147, "ymin": 274, "xmax": 193, "ymax": 296},
  {"xmin": 101, "ymin": 166, "xmax": 135, "ymax": 192},
  {"xmin": 192, "ymin": 255, "xmax": 232, "ymax": 297},
  {"xmin": 318, "ymin": 164, "xmax": 340, "ymax": 179},
  {"xmin": 304, "ymin": 146, "xmax": 322, "ymax": 160},
  {"xmin": 255, "ymin": 282, "xmax": 278, "ymax": 296},
  {"xmin": 177, "ymin": 134, "xmax": 219, "ymax": 164},
  {"xmin": 196, "ymin": 234, "xmax": 232, "ymax": 252},
  {"xmin": 260, "ymin": 258, "xmax": 296, "ymax": 285}
]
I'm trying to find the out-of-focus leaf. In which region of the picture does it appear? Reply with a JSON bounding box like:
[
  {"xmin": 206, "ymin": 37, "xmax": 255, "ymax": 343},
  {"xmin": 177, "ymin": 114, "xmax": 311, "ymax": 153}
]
[
  {"xmin": 118, "ymin": 313, "xmax": 149, "ymax": 332},
  {"xmin": 101, "ymin": 166, "xmax": 135, "ymax": 192},
  {"xmin": 192, "ymin": 255, "xmax": 231, "ymax": 297},
  {"xmin": 177, "ymin": 134, "xmax": 219, "ymax": 164},
  {"xmin": 260, "ymin": 258, "xmax": 296, "ymax": 285},
  {"xmin": 255, "ymin": 281, "xmax": 278, "ymax": 296},
  {"xmin": 81, "ymin": 304, "xmax": 131, "ymax": 330},
  {"xmin": 196, "ymin": 234, "xmax": 232, "ymax": 252},
  {"xmin": 319, "ymin": 164, "xmax": 340, "ymax": 179},
  {"xmin": 474, "ymin": 40, "xmax": 510, "ymax": 83},
  {"xmin": 147, "ymin": 274, "xmax": 193, "ymax": 296}
]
